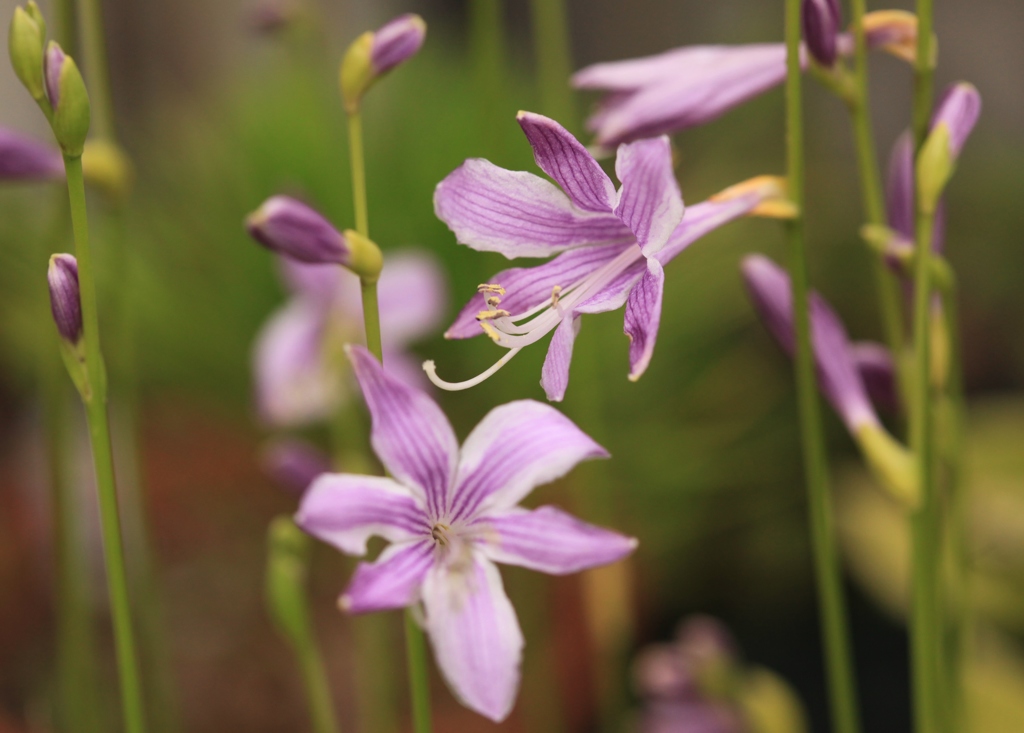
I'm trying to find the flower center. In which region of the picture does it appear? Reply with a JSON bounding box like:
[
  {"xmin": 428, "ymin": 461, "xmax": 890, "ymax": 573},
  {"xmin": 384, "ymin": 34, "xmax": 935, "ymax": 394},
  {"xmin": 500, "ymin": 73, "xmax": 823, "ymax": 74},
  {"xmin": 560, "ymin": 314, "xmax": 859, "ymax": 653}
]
[{"xmin": 431, "ymin": 522, "xmax": 454, "ymax": 546}]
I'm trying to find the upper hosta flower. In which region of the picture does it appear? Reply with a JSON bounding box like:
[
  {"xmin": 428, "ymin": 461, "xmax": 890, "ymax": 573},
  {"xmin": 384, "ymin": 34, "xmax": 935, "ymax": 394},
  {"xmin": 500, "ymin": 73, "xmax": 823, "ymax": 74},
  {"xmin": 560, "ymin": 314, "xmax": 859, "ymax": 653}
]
[
  {"xmin": 572, "ymin": 11, "xmax": 919, "ymax": 147},
  {"xmin": 340, "ymin": 13, "xmax": 426, "ymax": 113},
  {"xmin": 297, "ymin": 346, "xmax": 636, "ymax": 721},
  {"xmin": 253, "ymin": 247, "xmax": 445, "ymax": 427},
  {"xmin": 430, "ymin": 111, "xmax": 788, "ymax": 401},
  {"xmin": 741, "ymin": 255, "xmax": 916, "ymax": 505},
  {"xmin": 802, "ymin": 0, "xmax": 842, "ymax": 67},
  {"xmin": 0, "ymin": 127, "xmax": 63, "ymax": 180}
]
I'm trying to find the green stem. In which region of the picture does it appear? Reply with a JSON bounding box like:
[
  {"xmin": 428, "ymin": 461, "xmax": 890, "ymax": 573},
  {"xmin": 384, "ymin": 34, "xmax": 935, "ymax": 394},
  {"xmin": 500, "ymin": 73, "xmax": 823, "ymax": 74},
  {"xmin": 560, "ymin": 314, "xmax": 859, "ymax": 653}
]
[
  {"xmin": 75, "ymin": 0, "xmax": 115, "ymax": 140},
  {"xmin": 296, "ymin": 626, "xmax": 341, "ymax": 733},
  {"xmin": 784, "ymin": 5, "xmax": 862, "ymax": 733},
  {"xmin": 847, "ymin": 0, "xmax": 907, "ymax": 391},
  {"xmin": 347, "ymin": 111, "xmax": 369, "ymax": 238},
  {"xmin": 912, "ymin": 1, "xmax": 936, "ymax": 150},
  {"xmin": 469, "ymin": 0, "xmax": 508, "ymax": 156},
  {"xmin": 65, "ymin": 154, "xmax": 146, "ymax": 733},
  {"xmin": 529, "ymin": 0, "xmax": 576, "ymax": 128},
  {"xmin": 404, "ymin": 611, "xmax": 433, "ymax": 733},
  {"xmin": 361, "ymin": 280, "xmax": 383, "ymax": 363}
]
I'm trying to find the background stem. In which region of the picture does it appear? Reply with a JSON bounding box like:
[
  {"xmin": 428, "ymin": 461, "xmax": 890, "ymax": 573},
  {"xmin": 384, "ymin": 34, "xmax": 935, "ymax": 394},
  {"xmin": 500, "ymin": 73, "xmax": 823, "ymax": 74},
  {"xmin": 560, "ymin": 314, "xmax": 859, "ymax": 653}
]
[
  {"xmin": 404, "ymin": 611, "xmax": 433, "ymax": 733},
  {"xmin": 784, "ymin": 4, "xmax": 862, "ymax": 733}
]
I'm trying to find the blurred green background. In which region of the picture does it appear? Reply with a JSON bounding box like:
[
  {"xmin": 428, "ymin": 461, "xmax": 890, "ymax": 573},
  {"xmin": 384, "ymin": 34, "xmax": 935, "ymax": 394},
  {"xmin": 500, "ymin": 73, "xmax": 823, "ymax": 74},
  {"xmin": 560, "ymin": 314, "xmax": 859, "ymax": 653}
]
[{"xmin": 1, "ymin": 0, "xmax": 1022, "ymax": 731}]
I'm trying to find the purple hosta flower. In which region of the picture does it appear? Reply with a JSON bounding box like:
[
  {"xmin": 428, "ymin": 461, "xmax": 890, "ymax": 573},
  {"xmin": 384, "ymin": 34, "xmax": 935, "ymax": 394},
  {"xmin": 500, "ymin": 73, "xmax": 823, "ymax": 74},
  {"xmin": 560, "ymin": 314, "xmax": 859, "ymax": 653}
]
[
  {"xmin": 370, "ymin": 14, "xmax": 427, "ymax": 76},
  {"xmin": 0, "ymin": 127, "xmax": 64, "ymax": 181},
  {"xmin": 297, "ymin": 346, "xmax": 636, "ymax": 721},
  {"xmin": 930, "ymin": 83, "xmax": 981, "ymax": 160},
  {"xmin": 246, "ymin": 196, "xmax": 351, "ymax": 265},
  {"xmin": 849, "ymin": 341, "xmax": 899, "ymax": 414},
  {"xmin": 48, "ymin": 253, "xmax": 82, "ymax": 343},
  {"xmin": 572, "ymin": 11, "xmax": 918, "ymax": 147},
  {"xmin": 802, "ymin": 0, "xmax": 842, "ymax": 67},
  {"xmin": 430, "ymin": 112, "xmax": 784, "ymax": 401},
  {"xmin": 261, "ymin": 438, "xmax": 331, "ymax": 497},
  {"xmin": 742, "ymin": 255, "xmax": 916, "ymax": 503},
  {"xmin": 254, "ymin": 248, "xmax": 445, "ymax": 427}
]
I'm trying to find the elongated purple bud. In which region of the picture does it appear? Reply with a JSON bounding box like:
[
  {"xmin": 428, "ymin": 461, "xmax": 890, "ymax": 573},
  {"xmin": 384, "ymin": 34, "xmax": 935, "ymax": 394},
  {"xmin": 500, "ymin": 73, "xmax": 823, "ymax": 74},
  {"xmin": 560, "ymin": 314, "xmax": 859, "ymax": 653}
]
[
  {"xmin": 48, "ymin": 253, "xmax": 82, "ymax": 343},
  {"xmin": 0, "ymin": 127, "xmax": 64, "ymax": 180},
  {"xmin": 930, "ymin": 82, "xmax": 981, "ymax": 158},
  {"xmin": 885, "ymin": 131, "xmax": 915, "ymax": 241},
  {"xmin": 917, "ymin": 83, "xmax": 981, "ymax": 213},
  {"xmin": 44, "ymin": 41, "xmax": 65, "ymax": 109},
  {"xmin": 246, "ymin": 196, "xmax": 351, "ymax": 264},
  {"xmin": 802, "ymin": 0, "xmax": 841, "ymax": 67},
  {"xmin": 261, "ymin": 439, "xmax": 331, "ymax": 497},
  {"xmin": 370, "ymin": 14, "xmax": 426, "ymax": 76}
]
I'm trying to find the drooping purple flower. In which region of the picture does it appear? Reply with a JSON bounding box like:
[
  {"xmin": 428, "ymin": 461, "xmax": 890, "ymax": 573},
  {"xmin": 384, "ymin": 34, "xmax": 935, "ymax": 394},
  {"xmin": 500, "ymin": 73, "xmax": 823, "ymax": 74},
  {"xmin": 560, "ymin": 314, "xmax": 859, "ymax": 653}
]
[
  {"xmin": 246, "ymin": 196, "xmax": 352, "ymax": 266},
  {"xmin": 370, "ymin": 14, "xmax": 426, "ymax": 76},
  {"xmin": 850, "ymin": 341, "xmax": 899, "ymax": 414},
  {"xmin": 254, "ymin": 248, "xmax": 446, "ymax": 427},
  {"xmin": 47, "ymin": 253, "xmax": 82, "ymax": 343},
  {"xmin": 430, "ymin": 111, "xmax": 784, "ymax": 401},
  {"xmin": 0, "ymin": 127, "xmax": 64, "ymax": 181},
  {"xmin": 296, "ymin": 346, "xmax": 636, "ymax": 721},
  {"xmin": 572, "ymin": 11, "xmax": 919, "ymax": 147},
  {"xmin": 929, "ymin": 82, "xmax": 981, "ymax": 159},
  {"xmin": 741, "ymin": 254, "xmax": 879, "ymax": 433},
  {"xmin": 261, "ymin": 438, "xmax": 332, "ymax": 497},
  {"xmin": 802, "ymin": 0, "xmax": 842, "ymax": 67}
]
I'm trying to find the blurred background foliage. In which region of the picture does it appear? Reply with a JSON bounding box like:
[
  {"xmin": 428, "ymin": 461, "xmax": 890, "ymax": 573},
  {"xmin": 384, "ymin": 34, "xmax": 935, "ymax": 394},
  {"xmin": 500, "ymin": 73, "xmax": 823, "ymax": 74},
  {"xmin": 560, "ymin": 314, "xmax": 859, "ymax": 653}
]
[{"xmin": 0, "ymin": 0, "xmax": 1021, "ymax": 731}]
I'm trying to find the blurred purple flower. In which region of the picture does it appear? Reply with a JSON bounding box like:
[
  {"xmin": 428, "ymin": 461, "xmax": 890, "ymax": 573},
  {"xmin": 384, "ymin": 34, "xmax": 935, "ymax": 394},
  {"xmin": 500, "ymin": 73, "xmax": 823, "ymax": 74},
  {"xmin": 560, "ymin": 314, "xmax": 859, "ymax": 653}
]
[
  {"xmin": 260, "ymin": 438, "xmax": 331, "ymax": 497},
  {"xmin": 47, "ymin": 253, "xmax": 82, "ymax": 343},
  {"xmin": 253, "ymin": 248, "xmax": 446, "ymax": 427},
  {"xmin": 431, "ymin": 112, "xmax": 781, "ymax": 400},
  {"xmin": 246, "ymin": 195, "xmax": 353, "ymax": 266},
  {"xmin": 370, "ymin": 14, "xmax": 426, "ymax": 76},
  {"xmin": 297, "ymin": 346, "xmax": 636, "ymax": 721},
  {"xmin": 850, "ymin": 341, "xmax": 899, "ymax": 414},
  {"xmin": 930, "ymin": 82, "xmax": 981, "ymax": 159},
  {"xmin": 802, "ymin": 0, "xmax": 842, "ymax": 67},
  {"xmin": 0, "ymin": 127, "xmax": 64, "ymax": 181},
  {"xmin": 572, "ymin": 11, "xmax": 918, "ymax": 147}
]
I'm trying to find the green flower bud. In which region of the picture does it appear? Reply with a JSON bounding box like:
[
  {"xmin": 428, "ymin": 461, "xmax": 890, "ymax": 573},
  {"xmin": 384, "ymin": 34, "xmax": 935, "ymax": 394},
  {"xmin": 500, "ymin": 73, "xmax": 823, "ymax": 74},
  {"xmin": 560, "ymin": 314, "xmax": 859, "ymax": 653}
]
[
  {"xmin": 342, "ymin": 229, "xmax": 384, "ymax": 283},
  {"xmin": 915, "ymin": 123, "xmax": 953, "ymax": 216},
  {"xmin": 8, "ymin": 5, "xmax": 47, "ymax": 102},
  {"xmin": 265, "ymin": 516, "xmax": 312, "ymax": 646},
  {"xmin": 854, "ymin": 424, "xmax": 918, "ymax": 508},
  {"xmin": 339, "ymin": 31, "xmax": 374, "ymax": 114},
  {"xmin": 45, "ymin": 42, "xmax": 90, "ymax": 156},
  {"xmin": 24, "ymin": 1, "xmax": 45, "ymax": 34}
]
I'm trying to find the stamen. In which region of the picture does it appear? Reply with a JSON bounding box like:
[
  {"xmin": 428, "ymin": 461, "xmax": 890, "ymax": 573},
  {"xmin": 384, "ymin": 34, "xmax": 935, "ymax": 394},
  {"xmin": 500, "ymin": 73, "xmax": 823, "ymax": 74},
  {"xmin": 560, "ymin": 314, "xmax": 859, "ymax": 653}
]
[
  {"xmin": 550, "ymin": 285, "xmax": 562, "ymax": 306},
  {"xmin": 486, "ymin": 296, "xmax": 502, "ymax": 307},
  {"xmin": 476, "ymin": 308, "xmax": 511, "ymax": 320},
  {"xmin": 477, "ymin": 283, "xmax": 506, "ymax": 296},
  {"xmin": 423, "ymin": 348, "xmax": 523, "ymax": 391},
  {"xmin": 431, "ymin": 523, "xmax": 453, "ymax": 545},
  {"xmin": 479, "ymin": 322, "xmax": 502, "ymax": 342}
]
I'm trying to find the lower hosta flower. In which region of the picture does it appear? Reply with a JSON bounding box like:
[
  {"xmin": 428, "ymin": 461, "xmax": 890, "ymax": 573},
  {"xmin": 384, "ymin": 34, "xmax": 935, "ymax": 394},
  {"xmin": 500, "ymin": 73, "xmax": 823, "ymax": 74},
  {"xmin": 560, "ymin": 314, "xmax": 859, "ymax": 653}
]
[
  {"xmin": 297, "ymin": 346, "xmax": 637, "ymax": 721},
  {"xmin": 741, "ymin": 255, "xmax": 917, "ymax": 505},
  {"xmin": 429, "ymin": 110, "xmax": 788, "ymax": 401},
  {"xmin": 0, "ymin": 126, "xmax": 64, "ymax": 181},
  {"xmin": 572, "ymin": 10, "xmax": 919, "ymax": 147},
  {"xmin": 254, "ymin": 248, "xmax": 445, "ymax": 427}
]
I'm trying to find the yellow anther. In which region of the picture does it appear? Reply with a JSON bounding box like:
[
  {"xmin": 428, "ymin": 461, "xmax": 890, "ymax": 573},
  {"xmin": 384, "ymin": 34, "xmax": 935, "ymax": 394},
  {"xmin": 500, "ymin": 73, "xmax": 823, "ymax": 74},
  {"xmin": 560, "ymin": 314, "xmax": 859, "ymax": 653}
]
[
  {"xmin": 477, "ymin": 283, "xmax": 506, "ymax": 296},
  {"xmin": 476, "ymin": 309, "xmax": 511, "ymax": 321},
  {"xmin": 479, "ymin": 322, "xmax": 502, "ymax": 342},
  {"xmin": 551, "ymin": 285, "xmax": 562, "ymax": 306},
  {"xmin": 486, "ymin": 296, "xmax": 503, "ymax": 307}
]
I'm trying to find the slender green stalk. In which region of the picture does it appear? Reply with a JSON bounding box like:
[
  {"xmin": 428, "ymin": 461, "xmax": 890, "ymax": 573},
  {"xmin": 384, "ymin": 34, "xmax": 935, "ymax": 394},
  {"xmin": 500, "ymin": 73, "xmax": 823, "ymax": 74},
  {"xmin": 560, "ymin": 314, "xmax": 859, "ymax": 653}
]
[
  {"xmin": 360, "ymin": 280, "xmax": 383, "ymax": 364},
  {"xmin": 529, "ymin": 0, "xmax": 575, "ymax": 128},
  {"xmin": 65, "ymin": 154, "xmax": 146, "ymax": 733},
  {"xmin": 909, "ymin": 2, "xmax": 941, "ymax": 732},
  {"xmin": 847, "ymin": 0, "xmax": 907, "ymax": 385},
  {"xmin": 404, "ymin": 611, "xmax": 433, "ymax": 733},
  {"xmin": 347, "ymin": 111, "xmax": 369, "ymax": 238},
  {"xmin": 469, "ymin": 0, "xmax": 508, "ymax": 156},
  {"xmin": 784, "ymin": 4, "xmax": 862, "ymax": 733},
  {"xmin": 75, "ymin": 0, "xmax": 115, "ymax": 140},
  {"xmin": 296, "ymin": 625, "xmax": 341, "ymax": 733}
]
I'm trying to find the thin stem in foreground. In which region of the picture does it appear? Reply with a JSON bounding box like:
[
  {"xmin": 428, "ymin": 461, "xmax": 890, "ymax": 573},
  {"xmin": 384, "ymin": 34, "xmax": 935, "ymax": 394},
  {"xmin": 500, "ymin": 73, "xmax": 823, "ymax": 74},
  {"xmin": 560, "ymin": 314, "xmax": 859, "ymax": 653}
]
[
  {"xmin": 296, "ymin": 628, "xmax": 341, "ymax": 733},
  {"xmin": 404, "ymin": 611, "xmax": 433, "ymax": 733},
  {"xmin": 75, "ymin": 0, "xmax": 115, "ymax": 140},
  {"xmin": 347, "ymin": 111, "xmax": 369, "ymax": 238},
  {"xmin": 784, "ymin": 4, "xmax": 862, "ymax": 733},
  {"xmin": 65, "ymin": 154, "xmax": 147, "ymax": 733}
]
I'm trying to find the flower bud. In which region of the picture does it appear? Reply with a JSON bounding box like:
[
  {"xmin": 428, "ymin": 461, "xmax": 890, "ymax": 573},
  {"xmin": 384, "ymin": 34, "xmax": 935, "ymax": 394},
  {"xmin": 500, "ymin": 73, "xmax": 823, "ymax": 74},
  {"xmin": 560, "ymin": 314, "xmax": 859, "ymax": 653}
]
[
  {"xmin": 849, "ymin": 341, "xmax": 899, "ymax": 414},
  {"xmin": 82, "ymin": 138, "xmax": 134, "ymax": 202},
  {"xmin": 339, "ymin": 14, "xmax": 426, "ymax": 113},
  {"xmin": 45, "ymin": 42, "xmax": 91, "ymax": 156},
  {"xmin": 246, "ymin": 195, "xmax": 350, "ymax": 265},
  {"xmin": 8, "ymin": 4, "xmax": 47, "ymax": 102},
  {"xmin": 48, "ymin": 253, "xmax": 82, "ymax": 343},
  {"xmin": 862, "ymin": 10, "xmax": 920, "ymax": 64},
  {"xmin": 265, "ymin": 516, "xmax": 312, "ymax": 645},
  {"xmin": 854, "ymin": 423, "xmax": 918, "ymax": 508},
  {"xmin": 917, "ymin": 83, "xmax": 980, "ymax": 215},
  {"xmin": 0, "ymin": 126, "xmax": 64, "ymax": 180},
  {"xmin": 802, "ymin": 0, "xmax": 841, "ymax": 67}
]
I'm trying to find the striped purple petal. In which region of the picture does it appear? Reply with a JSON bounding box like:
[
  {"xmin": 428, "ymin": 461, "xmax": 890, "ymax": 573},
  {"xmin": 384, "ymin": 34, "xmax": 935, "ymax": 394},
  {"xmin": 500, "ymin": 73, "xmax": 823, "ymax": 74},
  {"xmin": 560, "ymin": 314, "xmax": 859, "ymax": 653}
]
[
  {"xmin": 930, "ymin": 83, "xmax": 981, "ymax": 158},
  {"xmin": 422, "ymin": 554, "xmax": 524, "ymax": 722},
  {"xmin": 348, "ymin": 346, "xmax": 458, "ymax": 518},
  {"xmin": 539, "ymin": 314, "xmax": 580, "ymax": 402},
  {"xmin": 295, "ymin": 473, "xmax": 429, "ymax": 555},
  {"xmin": 624, "ymin": 258, "xmax": 665, "ymax": 381},
  {"xmin": 434, "ymin": 158, "xmax": 631, "ymax": 259},
  {"xmin": 656, "ymin": 196, "xmax": 763, "ymax": 264},
  {"xmin": 516, "ymin": 111, "xmax": 616, "ymax": 213},
  {"xmin": 850, "ymin": 341, "xmax": 900, "ymax": 414},
  {"xmin": 614, "ymin": 136, "xmax": 684, "ymax": 255},
  {"xmin": 448, "ymin": 400, "xmax": 607, "ymax": 521},
  {"xmin": 445, "ymin": 242, "xmax": 633, "ymax": 340},
  {"xmin": 341, "ymin": 540, "xmax": 435, "ymax": 613},
  {"xmin": 476, "ymin": 505, "xmax": 637, "ymax": 575},
  {"xmin": 370, "ymin": 14, "xmax": 426, "ymax": 76}
]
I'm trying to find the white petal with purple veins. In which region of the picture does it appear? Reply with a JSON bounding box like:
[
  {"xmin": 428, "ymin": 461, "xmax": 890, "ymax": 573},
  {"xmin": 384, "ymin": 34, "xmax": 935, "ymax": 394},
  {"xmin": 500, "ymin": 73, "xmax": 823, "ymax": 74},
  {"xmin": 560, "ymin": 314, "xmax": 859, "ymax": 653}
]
[
  {"xmin": 624, "ymin": 257, "xmax": 665, "ymax": 381},
  {"xmin": 341, "ymin": 540, "xmax": 436, "ymax": 613},
  {"xmin": 614, "ymin": 136, "xmax": 684, "ymax": 255},
  {"xmin": 540, "ymin": 314, "xmax": 581, "ymax": 402}
]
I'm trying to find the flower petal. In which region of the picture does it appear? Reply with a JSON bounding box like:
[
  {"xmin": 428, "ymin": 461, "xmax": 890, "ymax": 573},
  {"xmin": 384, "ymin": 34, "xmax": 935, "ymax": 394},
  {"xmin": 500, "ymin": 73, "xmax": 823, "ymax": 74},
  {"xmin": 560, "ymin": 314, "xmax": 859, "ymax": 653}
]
[
  {"xmin": 348, "ymin": 346, "xmax": 458, "ymax": 517},
  {"xmin": 613, "ymin": 136, "xmax": 684, "ymax": 255},
  {"xmin": 341, "ymin": 540, "xmax": 435, "ymax": 613},
  {"xmin": 253, "ymin": 298, "xmax": 341, "ymax": 427},
  {"xmin": 295, "ymin": 473, "xmax": 428, "ymax": 555},
  {"xmin": 656, "ymin": 196, "xmax": 761, "ymax": 264},
  {"xmin": 434, "ymin": 158, "xmax": 631, "ymax": 259},
  {"xmin": 378, "ymin": 249, "xmax": 447, "ymax": 347},
  {"xmin": 885, "ymin": 131, "xmax": 915, "ymax": 241},
  {"xmin": 445, "ymin": 242, "xmax": 634, "ymax": 340},
  {"xmin": 421, "ymin": 554, "xmax": 523, "ymax": 722},
  {"xmin": 572, "ymin": 46, "xmax": 699, "ymax": 92},
  {"xmin": 624, "ymin": 258, "xmax": 665, "ymax": 381},
  {"xmin": 516, "ymin": 111, "xmax": 616, "ymax": 213},
  {"xmin": 475, "ymin": 505, "xmax": 637, "ymax": 575},
  {"xmin": 539, "ymin": 314, "xmax": 580, "ymax": 402},
  {"xmin": 448, "ymin": 400, "xmax": 607, "ymax": 521}
]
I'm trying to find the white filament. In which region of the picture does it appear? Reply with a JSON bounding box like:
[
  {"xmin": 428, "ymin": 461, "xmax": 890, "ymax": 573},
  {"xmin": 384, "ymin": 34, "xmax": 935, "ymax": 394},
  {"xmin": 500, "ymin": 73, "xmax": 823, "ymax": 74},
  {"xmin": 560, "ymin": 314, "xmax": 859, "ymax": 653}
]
[{"xmin": 422, "ymin": 348, "xmax": 524, "ymax": 391}]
